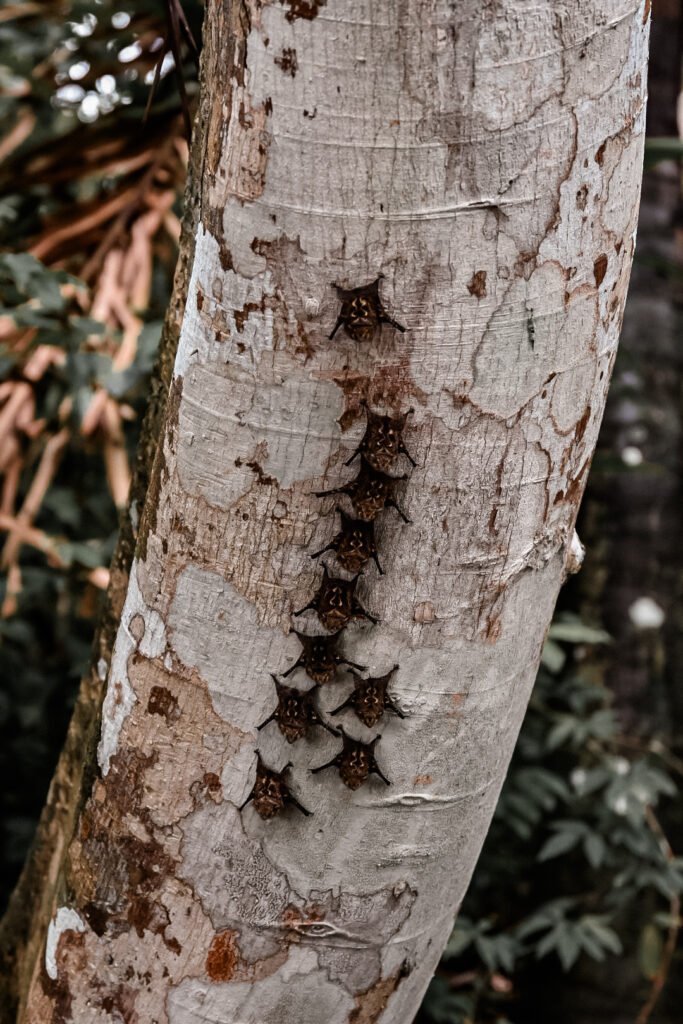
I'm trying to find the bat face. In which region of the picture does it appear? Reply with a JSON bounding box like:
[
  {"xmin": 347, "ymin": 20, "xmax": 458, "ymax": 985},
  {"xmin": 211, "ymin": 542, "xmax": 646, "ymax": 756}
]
[
  {"xmin": 291, "ymin": 631, "xmax": 360, "ymax": 685},
  {"xmin": 346, "ymin": 462, "xmax": 400, "ymax": 521},
  {"xmin": 339, "ymin": 294, "xmax": 378, "ymax": 343},
  {"xmin": 275, "ymin": 687, "xmax": 315, "ymax": 743},
  {"xmin": 243, "ymin": 757, "xmax": 311, "ymax": 819},
  {"xmin": 339, "ymin": 744, "xmax": 372, "ymax": 790},
  {"xmin": 313, "ymin": 730, "xmax": 390, "ymax": 790},
  {"xmin": 329, "ymin": 276, "xmax": 405, "ymax": 344},
  {"xmin": 352, "ymin": 679, "xmax": 385, "ymax": 728},
  {"xmin": 333, "ymin": 515, "xmax": 378, "ymax": 574},
  {"xmin": 361, "ymin": 413, "xmax": 404, "ymax": 472},
  {"xmin": 251, "ymin": 770, "xmax": 287, "ymax": 818},
  {"xmin": 301, "ymin": 635, "xmax": 338, "ymax": 683},
  {"xmin": 316, "ymin": 574, "xmax": 357, "ymax": 631}
]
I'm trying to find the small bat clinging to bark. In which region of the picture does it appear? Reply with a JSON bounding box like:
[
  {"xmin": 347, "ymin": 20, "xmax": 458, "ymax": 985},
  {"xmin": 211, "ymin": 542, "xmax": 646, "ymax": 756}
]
[
  {"xmin": 240, "ymin": 755, "xmax": 311, "ymax": 819},
  {"xmin": 293, "ymin": 565, "xmax": 379, "ymax": 631},
  {"xmin": 330, "ymin": 666, "xmax": 405, "ymax": 728},
  {"xmin": 257, "ymin": 674, "xmax": 338, "ymax": 743},
  {"xmin": 316, "ymin": 456, "xmax": 410, "ymax": 524},
  {"xmin": 345, "ymin": 405, "xmax": 417, "ymax": 474},
  {"xmin": 311, "ymin": 727, "xmax": 390, "ymax": 790},
  {"xmin": 329, "ymin": 275, "xmax": 405, "ymax": 344},
  {"xmin": 282, "ymin": 630, "xmax": 366, "ymax": 685},
  {"xmin": 311, "ymin": 509, "xmax": 383, "ymax": 575}
]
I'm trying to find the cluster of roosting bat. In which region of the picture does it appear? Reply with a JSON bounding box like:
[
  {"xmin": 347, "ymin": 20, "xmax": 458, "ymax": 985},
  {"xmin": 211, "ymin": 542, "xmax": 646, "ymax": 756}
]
[{"xmin": 241, "ymin": 278, "xmax": 415, "ymax": 820}]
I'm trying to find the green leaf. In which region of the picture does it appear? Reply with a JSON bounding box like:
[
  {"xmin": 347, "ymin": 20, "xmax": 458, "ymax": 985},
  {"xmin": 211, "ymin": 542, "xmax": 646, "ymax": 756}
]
[
  {"xmin": 584, "ymin": 833, "xmax": 606, "ymax": 868},
  {"xmin": 538, "ymin": 829, "xmax": 582, "ymax": 861},
  {"xmin": 546, "ymin": 716, "xmax": 576, "ymax": 750},
  {"xmin": 444, "ymin": 925, "xmax": 474, "ymax": 959},
  {"xmin": 555, "ymin": 926, "xmax": 582, "ymax": 970},
  {"xmin": 580, "ymin": 916, "xmax": 623, "ymax": 956},
  {"xmin": 541, "ymin": 638, "xmax": 566, "ymax": 673},
  {"xmin": 548, "ymin": 621, "xmax": 611, "ymax": 644}
]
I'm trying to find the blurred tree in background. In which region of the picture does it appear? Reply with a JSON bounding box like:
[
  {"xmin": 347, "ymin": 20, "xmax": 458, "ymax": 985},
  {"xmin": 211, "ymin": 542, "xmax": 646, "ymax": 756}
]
[{"xmin": 0, "ymin": 3, "xmax": 681, "ymax": 1022}]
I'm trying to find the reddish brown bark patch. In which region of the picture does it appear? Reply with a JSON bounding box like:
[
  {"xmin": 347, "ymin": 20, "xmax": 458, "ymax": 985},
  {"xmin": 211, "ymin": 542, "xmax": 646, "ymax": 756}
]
[
  {"xmin": 330, "ymin": 361, "xmax": 427, "ymax": 431},
  {"xmin": 593, "ymin": 254, "xmax": 608, "ymax": 287},
  {"xmin": 71, "ymin": 748, "xmax": 179, "ymax": 952},
  {"xmin": 513, "ymin": 251, "xmax": 537, "ymax": 280},
  {"xmin": 349, "ymin": 965, "xmax": 410, "ymax": 1023},
  {"xmin": 643, "ymin": 0, "xmax": 651, "ymax": 22},
  {"xmin": 467, "ymin": 270, "xmax": 487, "ymax": 298},
  {"xmin": 595, "ymin": 141, "xmax": 607, "ymax": 165},
  {"xmin": 234, "ymin": 300, "xmax": 264, "ymax": 331},
  {"xmin": 41, "ymin": 928, "xmax": 87, "ymax": 1024},
  {"xmin": 575, "ymin": 403, "xmax": 592, "ymax": 444},
  {"xmin": 206, "ymin": 930, "xmax": 240, "ymax": 982}
]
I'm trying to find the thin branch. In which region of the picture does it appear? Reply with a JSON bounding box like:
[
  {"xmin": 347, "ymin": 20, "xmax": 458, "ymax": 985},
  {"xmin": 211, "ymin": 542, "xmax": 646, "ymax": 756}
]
[
  {"xmin": 164, "ymin": 0, "xmax": 193, "ymax": 141},
  {"xmin": 635, "ymin": 809, "xmax": 681, "ymax": 1024}
]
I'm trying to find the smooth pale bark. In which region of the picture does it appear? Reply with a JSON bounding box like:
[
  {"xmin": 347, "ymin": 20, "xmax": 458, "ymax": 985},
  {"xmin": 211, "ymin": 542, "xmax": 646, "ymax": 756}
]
[{"xmin": 23, "ymin": 1, "xmax": 649, "ymax": 1022}]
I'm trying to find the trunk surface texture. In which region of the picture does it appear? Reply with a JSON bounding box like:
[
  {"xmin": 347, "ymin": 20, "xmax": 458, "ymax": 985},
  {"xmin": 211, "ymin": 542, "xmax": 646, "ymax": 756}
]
[{"xmin": 23, "ymin": 1, "xmax": 649, "ymax": 1022}]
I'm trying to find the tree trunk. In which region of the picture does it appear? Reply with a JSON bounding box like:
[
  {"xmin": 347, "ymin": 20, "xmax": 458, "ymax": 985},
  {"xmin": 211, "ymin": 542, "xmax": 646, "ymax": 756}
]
[{"xmin": 16, "ymin": 1, "xmax": 649, "ymax": 1021}]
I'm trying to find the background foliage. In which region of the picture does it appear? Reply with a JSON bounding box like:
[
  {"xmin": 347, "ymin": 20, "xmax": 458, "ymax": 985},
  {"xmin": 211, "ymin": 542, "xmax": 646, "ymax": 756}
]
[{"xmin": 0, "ymin": 4, "xmax": 681, "ymax": 1023}]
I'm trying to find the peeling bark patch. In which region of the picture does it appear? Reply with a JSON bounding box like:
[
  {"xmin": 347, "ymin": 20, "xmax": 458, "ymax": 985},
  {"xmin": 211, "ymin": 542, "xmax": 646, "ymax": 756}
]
[
  {"xmin": 234, "ymin": 299, "xmax": 264, "ymax": 331},
  {"xmin": 349, "ymin": 966, "xmax": 409, "ymax": 1023},
  {"xmin": 413, "ymin": 601, "xmax": 436, "ymax": 624},
  {"xmin": 206, "ymin": 929, "xmax": 240, "ymax": 981},
  {"xmin": 73, "ymin": 748, "xmax": 179, "ymax": 951},
  {"xmin": 181, "ymin": 801, "xmax": 416, "ymax": 991},
  {"xmin": 283, "ymin": 0, "xmax": 326, "ymax": 22},
  {"xmin": 328, "ymin": 362, "xmax": 427, "ymax": 432},
  {"xmin": 302, "ymin": 887, "xmax": 417, "ymax": 993},
  {"xmin": 274, "ymin": 48, "xmax": 298, "ymax": 77},
  {"xmin": 595, "ymin": 141, "xmax": 607, "ymax": 165},
  {"xmin": 467, "ymin": 271, "xmax": 487, "ymax": 298},
  {"xmin": 593, "ymin": 254, "xmax": 608, "ymax": 287},
  {"xmin": 226, "ymin": 92, "xmax": 272, "ymax": 202},
  {"xmin": 643, "ymin": 0, "xmax": 651, "ymax": 23},
  {"xmin": 42, "ymin": 930, "xmax": 86, "ymax": 1024}
]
